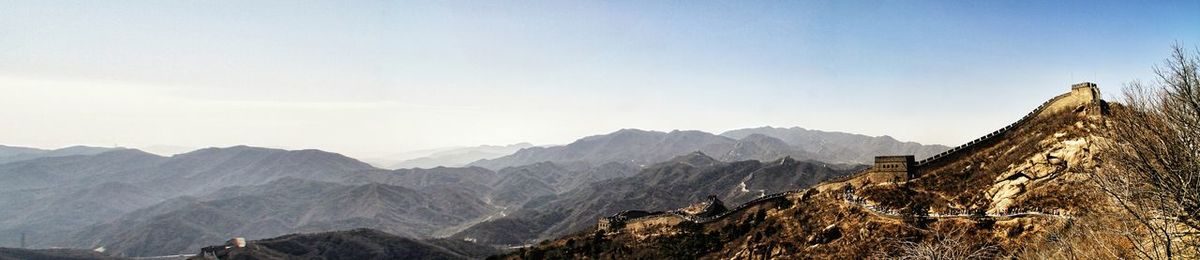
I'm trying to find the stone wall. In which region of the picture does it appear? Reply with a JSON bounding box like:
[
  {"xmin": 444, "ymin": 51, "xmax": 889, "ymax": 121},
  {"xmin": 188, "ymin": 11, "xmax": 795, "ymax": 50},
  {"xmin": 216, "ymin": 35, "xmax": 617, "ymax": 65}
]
[
  {"xmin": 915, "ymin": 82, "xmax": 1101, "ymax": 168},
  {"xmin": 816, "ymin": 83, "xmax": 1103, "ymax": 192},
  {"xmin": 624, "ymin": 214, "xmax": 685, "ymax": 235},
  {"xmin": 873, "ymin": 155, "xmax": 916, "ymax": 180}
]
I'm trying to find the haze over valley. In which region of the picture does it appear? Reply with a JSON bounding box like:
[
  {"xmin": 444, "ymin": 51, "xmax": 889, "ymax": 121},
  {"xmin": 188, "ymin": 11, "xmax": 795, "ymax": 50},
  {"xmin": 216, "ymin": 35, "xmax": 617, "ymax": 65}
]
[
  {"xmin": 2, "ymin": 1, "xmax": 1197, "ymax": 259},
  {"xmin": 0, "ymin": 125, "xmax": 940, "ymax": 256}
]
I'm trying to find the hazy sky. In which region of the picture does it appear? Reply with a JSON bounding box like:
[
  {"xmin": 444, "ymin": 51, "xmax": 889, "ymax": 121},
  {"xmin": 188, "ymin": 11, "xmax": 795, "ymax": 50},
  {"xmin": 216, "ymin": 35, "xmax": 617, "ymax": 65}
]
[{"xmin": 2, "ymin": 1, "xmax": 1197, "ymax": 159}]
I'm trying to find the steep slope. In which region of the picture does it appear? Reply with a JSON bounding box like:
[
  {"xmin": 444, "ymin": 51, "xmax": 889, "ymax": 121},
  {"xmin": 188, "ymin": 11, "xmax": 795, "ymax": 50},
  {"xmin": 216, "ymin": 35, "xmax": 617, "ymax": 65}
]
[
  {"xmin": 722, "ymin": 126, "xmax": 950, "ymax": 163},
  {"xmin": 454, "ymin": 152, "xmax": 862, "ymax": 245},
  {"xmin": 188, "ymin": 229, "xmax": 499, "ymax": 260},
  {"xmin": 506, "ymin": 84, "xmax": 1117, "ymax": 259},
  {"xmin": 70, "ymin": 178, "xmax": 492, "ymax": 257}
]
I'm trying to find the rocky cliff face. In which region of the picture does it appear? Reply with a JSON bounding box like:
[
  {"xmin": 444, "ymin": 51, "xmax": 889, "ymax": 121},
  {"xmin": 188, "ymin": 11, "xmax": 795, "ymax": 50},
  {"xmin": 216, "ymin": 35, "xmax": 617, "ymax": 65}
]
[{"xmin": 986, "ymin": 136, "xmax": 1095, "ymax": 214}]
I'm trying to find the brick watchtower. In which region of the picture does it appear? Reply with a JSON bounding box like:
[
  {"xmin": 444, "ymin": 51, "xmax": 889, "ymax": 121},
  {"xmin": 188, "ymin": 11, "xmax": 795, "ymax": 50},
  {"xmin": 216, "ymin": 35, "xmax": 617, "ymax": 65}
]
[
  {"xmin": 1071, "ymin": 82, "xmax": 1101, "ymax": 104},
  {"xmin": 870, "ymin": 155, "xmax": 917, "ymax": 182}
]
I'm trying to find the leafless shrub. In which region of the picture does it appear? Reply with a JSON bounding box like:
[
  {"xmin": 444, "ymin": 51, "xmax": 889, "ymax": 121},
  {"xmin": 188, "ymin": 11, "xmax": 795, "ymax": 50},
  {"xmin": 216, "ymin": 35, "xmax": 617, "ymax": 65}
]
[
  {"xmin": 1095, "ymin": 44, "xmax": 1200, "ymax": 259},
  {"xmin": 893, "ymin": 226, "xmax": 1000, "ymax": 260},
  {"xmin": 1012, "ymin": 216, "xmax": 1131, "ymax": 259}
]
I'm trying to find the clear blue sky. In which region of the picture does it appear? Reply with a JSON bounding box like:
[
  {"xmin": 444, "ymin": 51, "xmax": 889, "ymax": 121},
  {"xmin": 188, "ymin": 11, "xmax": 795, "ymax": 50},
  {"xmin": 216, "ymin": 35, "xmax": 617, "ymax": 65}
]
[{"xmin": 1, "ymin": 1, "xmax": 1197, "ymax": 159}]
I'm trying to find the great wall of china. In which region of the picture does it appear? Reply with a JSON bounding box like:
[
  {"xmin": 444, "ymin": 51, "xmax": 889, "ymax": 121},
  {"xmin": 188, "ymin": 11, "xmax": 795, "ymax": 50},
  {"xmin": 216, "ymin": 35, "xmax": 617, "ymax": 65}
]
[{"xmin": 598, "ymin": 82, "xmax": 1099, "ymax": 234}]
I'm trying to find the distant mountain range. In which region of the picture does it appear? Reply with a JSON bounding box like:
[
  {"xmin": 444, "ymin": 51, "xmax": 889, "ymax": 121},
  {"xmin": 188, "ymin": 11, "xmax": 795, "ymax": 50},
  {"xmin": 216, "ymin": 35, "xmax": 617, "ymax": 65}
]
[
  {"xmin": 0, "ymin": 125, "xmax": 946, "ymax": 258},
  {"xmin": 390, "ymin": 143, "xmax": 535, "ymax": 169},
  {"xmin": 720, "ymin": 126, "xmax": 950, "ymax": 163},
  {"xmin": 469, "ymin": 127, "xmax": 948, "ymax": 170},
  {"xmin": 0, "ymin": 146, "xmax": 381, "ymax": 252},
  {"xmin": 0, "ymin": 145, "xmax": 123, "ymax": 165},
  {"xmin": 1, "ymin": 146, "xmax": 639, "ymax": 256},
  {"xmin": 67, "ymin": 178, "xmax": 494, "ymax": 257}
]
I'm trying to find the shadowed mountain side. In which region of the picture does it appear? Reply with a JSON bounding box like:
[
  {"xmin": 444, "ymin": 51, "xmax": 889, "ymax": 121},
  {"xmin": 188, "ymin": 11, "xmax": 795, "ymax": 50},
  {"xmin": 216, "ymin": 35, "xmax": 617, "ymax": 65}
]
[
  {"xmin": 189, "ymin": 229, "xmax": 499, "ymax": 260},
  {"xmin": 453, "ymin": 152, "xmax": 863, "ymax": 245}
]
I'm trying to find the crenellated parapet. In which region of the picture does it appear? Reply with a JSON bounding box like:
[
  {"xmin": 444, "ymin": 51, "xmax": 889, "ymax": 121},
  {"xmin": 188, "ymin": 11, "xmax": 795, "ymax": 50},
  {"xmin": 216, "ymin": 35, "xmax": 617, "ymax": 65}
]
[{"xmin": 914, "ymin": 82, "xmax": 1102, "ymax": 167}]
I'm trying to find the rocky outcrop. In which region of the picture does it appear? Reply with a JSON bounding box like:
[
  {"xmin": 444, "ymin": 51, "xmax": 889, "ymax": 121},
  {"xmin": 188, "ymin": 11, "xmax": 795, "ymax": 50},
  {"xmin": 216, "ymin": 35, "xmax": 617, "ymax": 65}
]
[{"xmin": 987, "ymin": 136, "xmax": 1095, "ymax": 214}]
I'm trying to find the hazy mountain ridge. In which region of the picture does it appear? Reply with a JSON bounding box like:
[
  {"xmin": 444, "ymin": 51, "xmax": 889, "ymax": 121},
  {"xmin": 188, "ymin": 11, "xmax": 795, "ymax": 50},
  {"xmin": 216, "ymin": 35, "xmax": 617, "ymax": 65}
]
[
  {"xmin": 390, "ymin": 143, "xmax": 535, "ymax": 169},
  {"xmin": 721, "ymin": 126, "xmax": 951, "ymax": 163},
  {"xmin": 0, "ymin": 145, "xmax": 123, "ymax": 165},
  {"xmin": 0, "ymin": 146, "xmax": 384, "ymax": 249},
  {"xmin": 67, "ymin": 178, "xmax": 494, "ymax": 257},
  {"xmin": 468, "ymin": 129, "xmax": 781, "ymax": 170},
  {"xmin": 0, "ymin": 126, "xmax": 940, "ymax": 256},
  {"xmin": 454, "ymin": 152, "xmax": 864, "ymax": 245},
  {"xmin": 470, "ymin": 127, "xmax": 946, "ymax": 170},
  {"xmin": 15, "ymin": 153, "xmax": 636, "ymax": 256}
]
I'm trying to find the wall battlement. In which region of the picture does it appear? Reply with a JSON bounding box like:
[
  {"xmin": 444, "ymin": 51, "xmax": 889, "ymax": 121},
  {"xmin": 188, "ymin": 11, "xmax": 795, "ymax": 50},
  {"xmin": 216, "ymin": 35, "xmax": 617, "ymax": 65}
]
[{"xmin": 914, "ymin": 82, "xmax": 1102, "ymax": 167}]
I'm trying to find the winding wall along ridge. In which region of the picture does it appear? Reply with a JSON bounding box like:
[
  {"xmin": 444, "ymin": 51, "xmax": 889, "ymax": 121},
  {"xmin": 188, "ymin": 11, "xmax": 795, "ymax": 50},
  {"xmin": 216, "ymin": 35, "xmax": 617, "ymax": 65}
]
[
  {"xmin": 915, "ymin": 92, "xmax": 1072, "ymax": 166},
  {"xmin": 607, "ymin": 88, "xmax": 1093, "ymax": 229},
  {"xmin": 822, "ymin": 91, "xmax": 1073, "ymax": 188}
]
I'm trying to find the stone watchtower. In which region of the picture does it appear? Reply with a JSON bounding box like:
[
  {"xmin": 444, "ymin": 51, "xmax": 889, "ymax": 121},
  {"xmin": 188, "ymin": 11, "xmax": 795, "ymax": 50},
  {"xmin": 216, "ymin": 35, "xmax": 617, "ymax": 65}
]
[
  {"xmin": 1037, "ymin": 82, "xmax": 1103, "ymax": 116},
  {"xmin": 867, "ymin": 155, "xmax": 917, "ymax": 183},
  {"xmin": 1071, "ymin": 82, "xmax": 1100, "ymax": 103}
]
